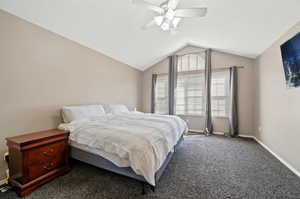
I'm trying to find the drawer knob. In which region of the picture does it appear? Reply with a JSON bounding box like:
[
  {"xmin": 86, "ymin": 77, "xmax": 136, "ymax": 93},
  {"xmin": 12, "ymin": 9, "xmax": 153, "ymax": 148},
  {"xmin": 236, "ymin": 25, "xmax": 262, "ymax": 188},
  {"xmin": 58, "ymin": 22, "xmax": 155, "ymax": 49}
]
[
  {"xmin": 43, "ymin": 162, "xmax": 54, "ymax": 171},
  {"xmin": 43, "ymin": 149, "xmax": 54, "ymax": 157},
  {"xmin": 43, "ymin": 166, "xmax": 52, "ymax": 171}
]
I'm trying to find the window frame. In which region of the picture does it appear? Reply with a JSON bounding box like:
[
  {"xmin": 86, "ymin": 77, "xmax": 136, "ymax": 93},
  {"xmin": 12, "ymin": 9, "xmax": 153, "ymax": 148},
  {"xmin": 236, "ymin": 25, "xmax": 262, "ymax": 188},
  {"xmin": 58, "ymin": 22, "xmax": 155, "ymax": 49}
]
[
  {"xmin": 154, "ymin": 53, "xmax": 231, "ymax": 118},
  {"xmin": 154, "ymin": 74, "xmax": 169, "ymax": 115},
  {"xmin": 175, "ymin": 70, "xmax": 205, "ymax": 116},
  {"xmin": 211, "ymin": 70, "xmax": 230, "ymax": 118},
  {"xmin": 176, "ymin": 53, "xmax": 206, "ymax": 116},
  {"xmin": 174, "ymin": 69, "xmax": 230, "ymax": 118}
]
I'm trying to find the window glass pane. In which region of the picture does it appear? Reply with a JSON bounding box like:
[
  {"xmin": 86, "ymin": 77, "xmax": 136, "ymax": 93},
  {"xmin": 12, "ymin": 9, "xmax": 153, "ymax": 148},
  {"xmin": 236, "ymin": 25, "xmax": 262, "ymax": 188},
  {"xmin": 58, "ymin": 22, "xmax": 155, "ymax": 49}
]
[
  {"xmin": 155, "ymin": 75, "xmax": 168, "ymax": 114},
  {"xmin": 197, "ymin": 55, "xmax": 205, "ymax": 70},
  {"xmin": 211, "ymin": 70, "xmax": 230, "ymax": 117},
  {"xmin": 181, "ymin": 56, "xmax": 189, "ymax": 71},
  {"xmin": 178, "ymin": 54, "xmax": 205, "ymax": 72},
  {"xmin": 189, "ymin": 54, "xmax": 198, "ymax": 71},
  {"xmin": 175, "ymin": 71, "xmax": 205, "ymax": 116}
]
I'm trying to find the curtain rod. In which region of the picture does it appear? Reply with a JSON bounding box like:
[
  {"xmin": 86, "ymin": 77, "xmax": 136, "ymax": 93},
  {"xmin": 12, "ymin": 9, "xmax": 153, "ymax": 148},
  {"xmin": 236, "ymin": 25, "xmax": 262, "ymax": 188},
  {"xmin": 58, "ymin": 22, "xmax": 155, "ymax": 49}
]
[{"xmin": 153, "ymin": 66, "xmax": 245, "ymax": 76}]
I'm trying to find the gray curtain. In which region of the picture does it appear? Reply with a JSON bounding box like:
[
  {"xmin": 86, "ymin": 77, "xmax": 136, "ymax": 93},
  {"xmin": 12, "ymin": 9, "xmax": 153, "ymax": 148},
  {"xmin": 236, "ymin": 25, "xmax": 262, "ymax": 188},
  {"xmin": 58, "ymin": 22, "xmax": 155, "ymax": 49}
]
[
  {"xmin": 168, "ymin": 55, "xmax": 178, "ymax": 115},
  {"xmin": 228, "ymin": 66, "xmax": 239, "ymax": 137},
  {"xmin": 204, "ymin": 49, "xmax": 213, "ymax": 135},
  {"xmin": 151, "ymin": 74, "xmax": 158, "ymax": 113}
]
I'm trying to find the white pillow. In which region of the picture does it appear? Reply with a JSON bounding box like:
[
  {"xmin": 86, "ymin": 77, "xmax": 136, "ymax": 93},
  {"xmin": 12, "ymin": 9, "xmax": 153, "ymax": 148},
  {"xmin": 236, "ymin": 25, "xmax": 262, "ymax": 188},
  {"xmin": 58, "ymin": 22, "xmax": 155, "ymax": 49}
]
[
  {"xmin": 105, "ymin": 104, "xmax": 129, "ymax": 114},
  {"xmin": 62, "ymin": 105, "xmax": 105, "ymax": 123}
]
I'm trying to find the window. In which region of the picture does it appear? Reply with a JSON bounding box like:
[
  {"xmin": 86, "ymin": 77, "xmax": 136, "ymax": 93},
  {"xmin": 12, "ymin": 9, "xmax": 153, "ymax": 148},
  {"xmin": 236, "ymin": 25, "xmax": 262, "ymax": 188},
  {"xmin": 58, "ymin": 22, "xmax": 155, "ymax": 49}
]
[
  {"xmin": 155, "ymin": 75, "xmax": 168, "ymax": 114},
  {"xmin": 155, "ymin": 53, "xmax": 230, "ymax": 118},
  {"xmin": 178, "ymin": 54, "xmax": 205, "ymax": 72},
  {"xmin": 211, "ymin": 71, "xmax": 230, "ymax": 117},
  {"xmin": 176, "ymin": 73, "xmax": 205, "ymax": 115},
  {"xmin": 176, "ymin": 53, "xmax": 205, "ymax": 116}
]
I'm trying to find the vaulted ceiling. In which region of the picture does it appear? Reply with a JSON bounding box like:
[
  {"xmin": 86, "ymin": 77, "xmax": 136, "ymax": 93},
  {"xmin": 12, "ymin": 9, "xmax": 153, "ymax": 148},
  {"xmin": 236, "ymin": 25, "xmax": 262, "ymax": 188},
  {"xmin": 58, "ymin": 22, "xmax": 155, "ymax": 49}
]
[{"xmin": 1, "ymin": 0, "xmax": 300, "ymax": 70}]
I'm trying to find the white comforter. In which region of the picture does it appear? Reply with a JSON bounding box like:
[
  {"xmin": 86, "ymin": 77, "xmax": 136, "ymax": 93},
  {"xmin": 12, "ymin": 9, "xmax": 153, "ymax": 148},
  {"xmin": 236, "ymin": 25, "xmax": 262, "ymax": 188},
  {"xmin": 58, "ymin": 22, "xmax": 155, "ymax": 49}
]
[{"xmin": 58, "ymin": 112, "xmax": 187, "ymax": 185}]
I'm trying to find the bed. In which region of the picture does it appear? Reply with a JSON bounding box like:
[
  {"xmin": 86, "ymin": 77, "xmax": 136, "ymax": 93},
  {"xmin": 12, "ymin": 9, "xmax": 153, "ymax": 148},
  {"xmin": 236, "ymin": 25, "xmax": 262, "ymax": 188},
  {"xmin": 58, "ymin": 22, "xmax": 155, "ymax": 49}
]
[{"xmin": 58, "ymin": 104, "xmax": 188, "ymax": 193}]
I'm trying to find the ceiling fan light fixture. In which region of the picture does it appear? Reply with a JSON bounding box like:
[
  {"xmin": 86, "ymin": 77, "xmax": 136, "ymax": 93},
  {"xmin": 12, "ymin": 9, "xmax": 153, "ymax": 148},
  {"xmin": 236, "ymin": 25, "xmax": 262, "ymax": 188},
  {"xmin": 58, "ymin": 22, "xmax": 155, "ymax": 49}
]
[
  {"xmin": 172, "ymin": 17, "xmax": 181, "ymax": 28},
  {"xmin": 161, "ymin": 22, "xmax": 170, "ymax": 31},
  {"xmin": 165, "ymin": 8, "xmax": 175, "ymax": 20},
  {"xmin": 154, "ymin": 16, "xmax": 164, "ymax": 26},
  {"xmin": 133, "ymin": 0, "xmax": 208, "ymax": 33}
]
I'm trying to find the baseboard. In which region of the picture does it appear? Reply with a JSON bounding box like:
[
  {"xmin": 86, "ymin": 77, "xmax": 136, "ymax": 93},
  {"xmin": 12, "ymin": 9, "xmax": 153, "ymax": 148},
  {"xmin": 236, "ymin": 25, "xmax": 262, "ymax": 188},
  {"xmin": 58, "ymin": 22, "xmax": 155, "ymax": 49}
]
[
  {"xmin": 238, "ymin": 134, "xmax": 255, "ymax": 139},
  {"xmin": 213, "ymin": 132, "xmax": 225, "ymax": 136},
  {"xmin": 252, "ymin": 137, "xmax": 300, "ymax": 178},
  {"xmin": 189, "ymin": 129, "xmax": 202, "ymax": 133}
]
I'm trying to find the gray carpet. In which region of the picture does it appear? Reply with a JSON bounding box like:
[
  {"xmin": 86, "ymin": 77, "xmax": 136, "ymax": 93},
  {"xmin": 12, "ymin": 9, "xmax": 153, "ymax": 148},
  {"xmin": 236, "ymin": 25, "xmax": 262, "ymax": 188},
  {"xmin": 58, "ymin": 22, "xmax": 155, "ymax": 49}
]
[{"xmin": 1, "ymin": 135, "xmax": 300, "ymax": 199}]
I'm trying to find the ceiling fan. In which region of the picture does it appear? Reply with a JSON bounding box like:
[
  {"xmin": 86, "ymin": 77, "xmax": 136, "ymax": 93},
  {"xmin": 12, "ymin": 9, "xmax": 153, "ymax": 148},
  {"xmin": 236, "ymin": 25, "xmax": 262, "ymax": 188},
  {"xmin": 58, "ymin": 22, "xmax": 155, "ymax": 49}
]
[{"xmin": 132, "ymin": 0, "xmax": 207, "ymax": 32}]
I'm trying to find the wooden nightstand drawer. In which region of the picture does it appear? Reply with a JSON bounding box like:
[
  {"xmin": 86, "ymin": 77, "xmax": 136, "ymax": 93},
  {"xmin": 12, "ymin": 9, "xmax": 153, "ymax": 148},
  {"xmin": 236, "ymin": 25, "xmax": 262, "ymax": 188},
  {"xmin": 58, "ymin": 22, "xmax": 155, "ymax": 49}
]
[
  {"xmin": 27, "ymin": 160, "xmax": 60, "ymax": 181},
  {"xmin": 25, "ymin": 141, "xmax": 66, "ymax": 166},
  {"xmin": 6, "ymin": 129, "xmax": 70, "ymax": 197}
]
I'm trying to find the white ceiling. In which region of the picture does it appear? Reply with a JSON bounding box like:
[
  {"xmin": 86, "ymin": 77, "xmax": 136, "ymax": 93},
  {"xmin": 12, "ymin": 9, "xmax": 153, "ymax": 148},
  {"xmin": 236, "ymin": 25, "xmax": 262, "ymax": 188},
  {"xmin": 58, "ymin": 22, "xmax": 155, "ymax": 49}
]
[{"xmin": 1, "ymin": 0, "xmax": 300, "ymax": 71}]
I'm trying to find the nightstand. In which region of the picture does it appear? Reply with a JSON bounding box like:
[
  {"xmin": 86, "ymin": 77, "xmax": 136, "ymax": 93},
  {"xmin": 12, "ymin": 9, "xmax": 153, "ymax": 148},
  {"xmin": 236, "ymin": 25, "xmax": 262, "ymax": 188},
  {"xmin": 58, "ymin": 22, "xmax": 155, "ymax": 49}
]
[{"xmin": 6, "ymin": 129, "xmax": 70, "ymax": 197}]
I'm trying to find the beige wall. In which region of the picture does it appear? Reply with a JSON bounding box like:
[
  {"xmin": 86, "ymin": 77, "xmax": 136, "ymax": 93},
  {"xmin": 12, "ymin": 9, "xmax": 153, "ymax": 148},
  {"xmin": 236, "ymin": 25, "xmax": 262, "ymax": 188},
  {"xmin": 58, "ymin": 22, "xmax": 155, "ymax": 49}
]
[
  {"xmin": 143, "ymin": 46, "xmax": 255, "ymax": 135},
  {"xmin": 0, "ymin": 10, "xmax": 142, "ymax": 179},
  {"xmin": 254, "ymin": 22, "xmax": 300, "ymax": 174}
]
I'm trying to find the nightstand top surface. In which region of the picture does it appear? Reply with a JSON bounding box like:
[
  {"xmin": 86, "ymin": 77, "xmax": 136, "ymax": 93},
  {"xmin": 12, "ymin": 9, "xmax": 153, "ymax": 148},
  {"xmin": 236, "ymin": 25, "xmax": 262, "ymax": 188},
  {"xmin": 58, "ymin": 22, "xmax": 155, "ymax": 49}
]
[{"xmin": 6, "ymin": 129, "xmax": 68, "ymax": 145}]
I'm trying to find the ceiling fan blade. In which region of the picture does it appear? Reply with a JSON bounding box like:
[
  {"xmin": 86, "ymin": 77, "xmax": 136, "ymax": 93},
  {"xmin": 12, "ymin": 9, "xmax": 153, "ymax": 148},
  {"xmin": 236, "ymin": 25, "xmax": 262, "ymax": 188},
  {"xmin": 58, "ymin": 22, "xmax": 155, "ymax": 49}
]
[
  {"xmin": 132, "ymin": 0, "xmax": 164, "ymax": 14},
  {"xmin": 172, "ymin": 17, "xmax": 182, "ymax": 28},
  {"xmin": 167, "ymin": 0, "xmax": 181, "ymax": 10},
  {"xmin": 142, "ymin": 20, "xmax": 156, "ymax": 30},
  {"xmin": 175, "ymin": 8, "xmax": 207, "ymax": 17}
]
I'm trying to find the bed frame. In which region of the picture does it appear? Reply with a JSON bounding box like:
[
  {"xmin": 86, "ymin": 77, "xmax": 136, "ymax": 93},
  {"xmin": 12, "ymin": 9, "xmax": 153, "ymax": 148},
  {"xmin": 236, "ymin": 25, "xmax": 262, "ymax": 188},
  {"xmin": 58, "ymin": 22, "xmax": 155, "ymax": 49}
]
[{"xmin": 70, "ymin": 135, "xmax": 184, "ymax": 194}]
